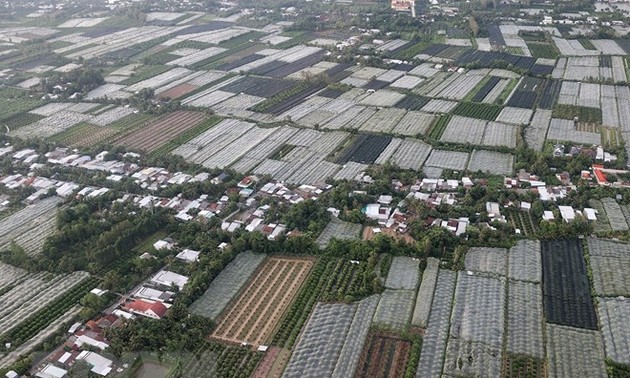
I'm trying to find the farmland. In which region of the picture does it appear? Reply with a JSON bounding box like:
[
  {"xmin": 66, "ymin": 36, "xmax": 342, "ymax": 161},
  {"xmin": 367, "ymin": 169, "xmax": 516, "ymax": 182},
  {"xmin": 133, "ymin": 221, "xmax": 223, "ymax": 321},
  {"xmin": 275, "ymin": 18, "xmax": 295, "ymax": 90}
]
[
  {"xmin": 541, "ymin": 239, "xmax": 597, "ymax": 330},
  {"xmin": 5, "ymin": 5, "xmax": 630, "ymax": 377},
  {"xmin": 354, "ymin": 332, "xmax": 411, "ymax": 378},
  {"xmin": 189, "ymin": 251, "xmax": 266, "ymax": 319},
  {"xmin": 316, "ymin": 218, "xmax": 362, "ymax": 249},
  {"xmin": 173, "ymin": 341, "xmax": 263, "ymax": 378},
  {"xmin": 211, "ymin": 257, "xmax": 313, "ymax": 347}
]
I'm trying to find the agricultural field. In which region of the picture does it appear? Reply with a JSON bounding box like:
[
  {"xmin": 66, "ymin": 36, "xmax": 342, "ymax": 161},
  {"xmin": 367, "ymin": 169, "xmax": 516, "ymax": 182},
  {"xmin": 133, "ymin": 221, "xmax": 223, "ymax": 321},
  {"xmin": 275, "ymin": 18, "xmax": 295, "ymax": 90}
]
[
  {"xmin": 468, "ymin": 150, "xmax": 514, "ymax": 176},
  {"xmin": 338, "ymin": 134, "xmax": 392, "ymax": 164},
  {"xmin": 332, "ymin": 296, "xmax": 380, "ymax": 378},
  {"xmin": 546, "ymin": 324, "xmax": 607, "ymax": 378},
  {"xmin": 113, "ymin": 111, "xmax": 208, "ymax": 153},
  {"xmin": 501, "ymin": 354, "xmax": 547, "ymax": 378},
  {"xmin": 416, "ymin": 270, "xmax": 457, "ymax": 377},
  {"xmin": 316, "ymin": 218, "xmax": 362, "ymax": 249},
  {"xmin": 464, "ymin": 247, "xmax": 508, "ymax": 276},
  {"xmin": 384, "ymin": 256, "xmax": 419, "ymax": 290},
  {"xmin": 174, "ymin": 341, "xmax": 263, "ymax": 378},
  {"xmin": 0, "ymin": 197, "xmax": 61, "ymax": 250},
  {"xmin": 211, "ymin": 257, "xmax": 313, "ymax": 347},
  {"xmin": 50, "ymin": 123, "xmax": 119, "ymax": 148},
  {"xmin": 273, "ymin": 258, "xmax": 378, "ymax": 349},
  {"xmin": 372, "ymin": 289, "xmax": 416, "ymax": 331},
  {"xmin": 411, "ymin": 257, "xmax": 438, "ymax": 328},
  {"xmin": 189, "ymin": 251, "xmax": 266, "ymax": 319},
  {"xmin": 423, "ymin": 150, "xmax": 469, "ymax": 171},
  {"xmin": 283, "ymin": 302, "xmax": 356, "ymax": 378},
  {"xmin": 597, "ymin": 297, "xmax": 630, "ymax": 365},
  {"xmin": 508, "ymin": 239, "xmax": 542, "ymax": 283},
  {"xmin": 587, "ymin": 238, "xmax": 630, "ymax": 297},
  {"xmin": 541, "ymin": 239, "xmax": 597, "ymax": 330},
  {"xmin": 0, "ymin": 271, "xmax": 94, "ymax": 343},
  {"xmin": 452, "ymin": 102, "xmax": 502, "ymax": 121},
  {"xmin": 354, "ymin": 332, "xmax": 411, "ymax": 378},
  {"xmin": 388, "ymin": 138, "xmax": 432, "ymax": 170}
]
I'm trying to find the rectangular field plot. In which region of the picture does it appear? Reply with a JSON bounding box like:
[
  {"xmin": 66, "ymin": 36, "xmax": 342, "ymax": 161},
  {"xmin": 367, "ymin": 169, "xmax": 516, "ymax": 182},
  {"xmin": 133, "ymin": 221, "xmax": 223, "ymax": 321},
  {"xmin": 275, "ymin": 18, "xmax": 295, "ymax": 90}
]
[
  {"xmin": 541, "ymin": 239, "xmax": 597, "ymax": 330},
  {"xmin": 333, "ymin": 162, "xmax": 368, "ymax": 181},
  {"xmin": 211, "ymin": 257, "xmax": 313, "ymax": 347},
  {"xmin": 525, "ymin": 109, "xmax": 552, "ymax": 151},
  {"xmin": 316, "ymin": 218, "xmax": 362, "ymax": 249},
  {"xmin": 338, "ymin": 134, "xmax": 392, "ymax": 164},
  {"xmin": 440, "ymin": 115, "xmax": 486, "ymax": 145},
  {"xmin": 587, "ymin": 238, "xmax": 630, "ymax": 297},
  {"xmin": 385, "ymin": 256, "xmax": 420, "ymax": 290},
  {"xmin": 481, "ymin": 122, "xmax": 518, "ymax": 148},
  {"xmin": 391, "ymin": 111, "xmax": 435, "ymax": 136},
  {"xmin": 0, "ymin": 197, "xmax": 61, "ymax": 250},
  {"xmin": 172, "ymin": 119, "xmax": 255, "ymax": 164},
  {"xmin": 443, "ymin": 338, "xmax": 502, "ymax": 378},
  {"xmin": 508, "ymin": 239, "xmax": 541, "ymax": 283},
  {"xmin": 547, "ymin": 118, "xmax": 601, "ymax": 145},
  {"xmin": 450, "ymin": 272, "xmax": 506, "ymax": 347},
  {"xmin": 10, "ymin": 111, "xmax": 92, "ymax": 139},
  {"xmin": 0, "ymin": 263, "xmax": 27, "ymax": 291},
  {"xmin": 597, "ymin": 297, "xmax": 630, "ymax": 365},
  {"xmin": 332, "ymin": 295, "xmax": 381, "ymax": 378},
  {"xmin": 411, "ymin": 257, "xmax": 439, "ymax": 328},
  {"xmin": 501, "ymin": 354, "xmax": 547, "ymax": 378},
  {"xmin": 358, "ymin": 90, "xmax": 405, "ymax": 107},
  {"xmin": 283, "ymin": 302, "xmax": 356, "ymax": 378},
  {"xmin": 467, "ymin": 150, "xmax": 514, "ymax": 176},
  {"xmin": 359, "ymin": 108, "xmax": 406, "ymax": 133},
  {"xmin": 507, "ymin": 280, "xmax": 544, "ymax": 358},
  {"xmin": 416, "ymin": 270, "xmax": 457, "ymax": 378},
  {"xmin": 601, "ymin": 197, "xmax": 629, "ymax": 231},
  {"xmin": 189, "ymin": 251, "xmax": 266, "ymax": 319},
  {"xmin": 388, "ymin": 138, "xmax": 432, "ymax": 170},
  {"xmin": 372, "ymin": 289, "xmax": 416, "ymax": 331},
  {"xmin": 546, "ymin": 324, "xmax": 607, "ymax": 378},
  {"xmin": 112, "ymin": 111, "xmax": 207, "ymax": 153},
  {"xmin": 0, "ymin": 271, "xmax": 91, "ymax": 339},
  {"xmin": 496, "ymin": 106, "xmax": 534, "ymax": 125},
  {"xmin": 421, "ymin": 99, "xmax": 458, "ymax": 113},
  {"xmin": 354, "ymin": 332, "xmax": 411, "ymax": 378},
  {"xmin": 424, "ymin": 150, "xmax": 469, "ymax": 171},
  {"xmin": 464, "ymin": 247, "xmax": 508, "ymax": 276}
]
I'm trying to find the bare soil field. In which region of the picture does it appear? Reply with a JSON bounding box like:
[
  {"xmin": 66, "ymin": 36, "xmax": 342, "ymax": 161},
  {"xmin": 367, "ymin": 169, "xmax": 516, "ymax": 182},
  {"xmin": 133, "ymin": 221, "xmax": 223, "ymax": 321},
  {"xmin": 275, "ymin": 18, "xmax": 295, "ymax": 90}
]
[
  {"xmin": 112, "ymin": 110, "xmax": 206, "ymax": 152},
  {"xmin": 157, "ymin": 83, "xmax": 198, "ymax": 99},
  {"xmin": 211, "ymin": 257, "xmax": 314, "ymax": 348}
]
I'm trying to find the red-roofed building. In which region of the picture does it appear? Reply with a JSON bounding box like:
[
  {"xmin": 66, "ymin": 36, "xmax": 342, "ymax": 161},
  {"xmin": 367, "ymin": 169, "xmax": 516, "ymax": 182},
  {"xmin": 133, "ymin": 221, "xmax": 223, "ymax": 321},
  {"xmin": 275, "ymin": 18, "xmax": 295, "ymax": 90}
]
[
  {"xmin": 124, "ymin": 300, "xmax": 167, "ymax": 319},
  {"xmin": 592, "ymin": 165, "xmax": 609, "ymax": 185}
]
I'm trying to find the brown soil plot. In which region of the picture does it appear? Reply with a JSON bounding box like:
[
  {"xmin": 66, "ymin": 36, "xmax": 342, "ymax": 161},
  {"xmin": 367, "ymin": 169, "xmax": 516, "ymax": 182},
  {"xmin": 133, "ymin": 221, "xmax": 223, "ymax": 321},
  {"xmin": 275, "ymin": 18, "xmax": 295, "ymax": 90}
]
[
  {"xmin": 211, "ymin": 257, "xmax": 313, "ymax": 348},
  {"xmin": 355, "ymin": 332, "xmax": 411, "ymax": 378},
  {"xmin": 112, "ymin": 110, "xmax": 206, "ymax": 152}
]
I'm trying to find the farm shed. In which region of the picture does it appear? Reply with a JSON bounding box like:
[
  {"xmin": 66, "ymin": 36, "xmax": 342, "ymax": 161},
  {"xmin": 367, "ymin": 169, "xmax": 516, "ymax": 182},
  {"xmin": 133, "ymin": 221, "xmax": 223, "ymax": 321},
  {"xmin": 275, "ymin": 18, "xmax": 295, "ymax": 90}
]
[
  {"xmin": 150, "ymin": 270, "xmax": 189, "ymax": 290},
  {"xmin": 35, "ymin": 364, "xmax": 67, "ymax": 378}
]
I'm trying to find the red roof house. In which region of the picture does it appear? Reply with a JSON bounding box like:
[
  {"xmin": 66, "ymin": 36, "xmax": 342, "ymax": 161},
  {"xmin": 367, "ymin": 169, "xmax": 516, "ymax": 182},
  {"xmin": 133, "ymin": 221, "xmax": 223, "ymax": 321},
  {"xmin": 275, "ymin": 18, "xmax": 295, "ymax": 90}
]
[{"xmin": 124, "ymin": 300, "xmax": 168, "ymax": 319}]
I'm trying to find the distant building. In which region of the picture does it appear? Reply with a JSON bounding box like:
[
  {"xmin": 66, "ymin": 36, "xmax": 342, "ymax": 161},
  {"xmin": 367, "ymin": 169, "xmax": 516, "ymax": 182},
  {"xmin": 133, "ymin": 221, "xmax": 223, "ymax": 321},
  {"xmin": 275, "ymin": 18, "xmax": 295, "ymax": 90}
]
[{"xmin": 391, "ymin": 0, "xmax": 416, "ymax": 17}]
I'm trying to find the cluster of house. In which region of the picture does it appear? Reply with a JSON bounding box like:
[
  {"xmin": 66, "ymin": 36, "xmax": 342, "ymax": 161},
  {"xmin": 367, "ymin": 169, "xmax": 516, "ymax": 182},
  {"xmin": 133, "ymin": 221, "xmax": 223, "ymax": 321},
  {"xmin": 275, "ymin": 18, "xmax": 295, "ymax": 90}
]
[
  {"xmin": 32, "ymin": 290, "xmax": 120, "ymax": 378},
  {"xmin": 553, "ymin": 144, "xmax": 617, "ymax": 163},
  {"xmin": 361, "ymin": 178, "xmax": 472, "ymax": 238},
  {"xmin": 222, "ymin": 181, "xmax": 329, "ymax": 238}
]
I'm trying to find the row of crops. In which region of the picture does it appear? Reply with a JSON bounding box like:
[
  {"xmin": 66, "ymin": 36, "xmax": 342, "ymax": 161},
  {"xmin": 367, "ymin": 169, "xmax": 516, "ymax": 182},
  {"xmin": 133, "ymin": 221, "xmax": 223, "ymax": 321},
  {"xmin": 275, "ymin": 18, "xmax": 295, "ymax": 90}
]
[
  {"xmin": 189, "ymin": 251, "xmax": 266, "ymax": 319},
  {"xmin": 2, "ymin": 275, "xmax": 99, "ymax": 346},
  {"xmin": 170, "ymin": 341, "xmax": 262, "ymax": 378}
]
